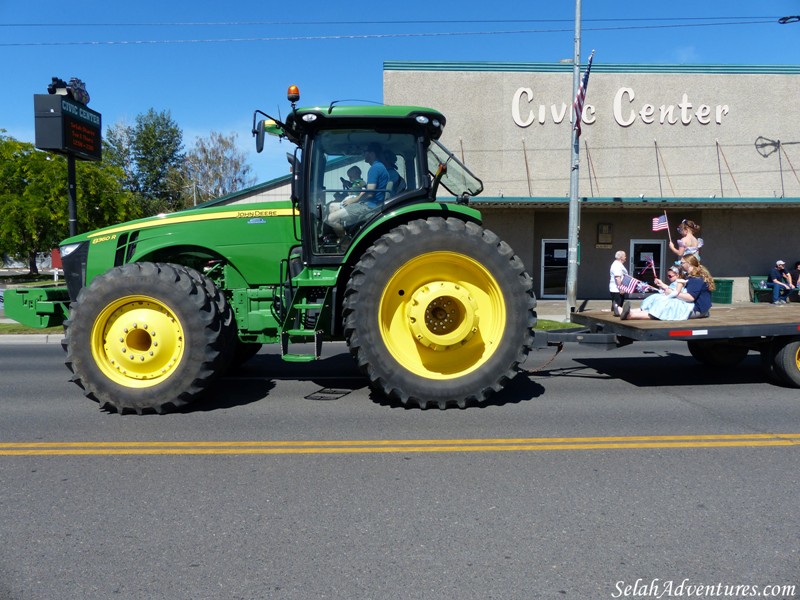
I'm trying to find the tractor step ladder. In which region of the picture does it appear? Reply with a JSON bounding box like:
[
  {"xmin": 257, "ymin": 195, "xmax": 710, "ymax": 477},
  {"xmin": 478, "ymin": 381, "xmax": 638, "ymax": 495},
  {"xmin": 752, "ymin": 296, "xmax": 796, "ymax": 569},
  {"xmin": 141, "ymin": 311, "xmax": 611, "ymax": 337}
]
[{"xmin": 279, "ymin": 292, "xmax": 327, "ymax": 363}]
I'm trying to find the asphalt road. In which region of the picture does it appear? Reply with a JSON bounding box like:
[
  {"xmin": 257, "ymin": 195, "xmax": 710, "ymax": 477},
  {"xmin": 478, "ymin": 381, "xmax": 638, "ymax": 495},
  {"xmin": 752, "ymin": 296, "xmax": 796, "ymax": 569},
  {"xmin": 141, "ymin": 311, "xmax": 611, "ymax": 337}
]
[{"xmin": 1, "ymin": 342, "xmax": 799, "ymax": 600}]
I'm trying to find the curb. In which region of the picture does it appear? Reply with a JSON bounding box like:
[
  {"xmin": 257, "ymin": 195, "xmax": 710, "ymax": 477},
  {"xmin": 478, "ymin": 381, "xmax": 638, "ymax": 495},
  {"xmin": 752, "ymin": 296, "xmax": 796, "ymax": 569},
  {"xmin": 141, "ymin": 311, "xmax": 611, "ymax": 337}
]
[{"xmin": 0, "ymin": 334, "xmax": 62, "ymax": 345}]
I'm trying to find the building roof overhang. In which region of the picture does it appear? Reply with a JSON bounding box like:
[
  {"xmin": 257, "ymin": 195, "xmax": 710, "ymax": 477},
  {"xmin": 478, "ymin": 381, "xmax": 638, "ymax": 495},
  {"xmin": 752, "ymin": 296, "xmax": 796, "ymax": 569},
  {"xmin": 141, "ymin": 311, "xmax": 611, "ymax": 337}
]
[
  {"xmin": 384, "ymin": 61, "xmax": 800, "ymax": 75},
  {"xmin": 471, "ymin": 196, "xmax": 800, "ymax": 210}
]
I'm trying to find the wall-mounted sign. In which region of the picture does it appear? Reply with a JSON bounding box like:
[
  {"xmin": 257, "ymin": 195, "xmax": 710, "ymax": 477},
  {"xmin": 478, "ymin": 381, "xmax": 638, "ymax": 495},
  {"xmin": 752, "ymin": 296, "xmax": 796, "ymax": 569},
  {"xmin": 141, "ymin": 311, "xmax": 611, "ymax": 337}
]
[
  {"xmin": 597, "ymin": 223, "xmax": 613, "ymax": 245},
  {"xmin": 34, "ymin": 94, "xmax": 102, "ymax": 161}
]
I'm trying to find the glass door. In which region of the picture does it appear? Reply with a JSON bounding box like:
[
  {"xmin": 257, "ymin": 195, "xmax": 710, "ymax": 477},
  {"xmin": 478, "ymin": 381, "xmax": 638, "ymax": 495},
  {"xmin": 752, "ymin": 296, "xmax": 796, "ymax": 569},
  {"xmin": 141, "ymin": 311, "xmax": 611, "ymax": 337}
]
[
  {"xmin": 541, "ymin": 239, "xmax": 568, "ymax": 298},
  {"xmin": 629, "ymin": 240, "xmax": 666, "ymax": 289}
]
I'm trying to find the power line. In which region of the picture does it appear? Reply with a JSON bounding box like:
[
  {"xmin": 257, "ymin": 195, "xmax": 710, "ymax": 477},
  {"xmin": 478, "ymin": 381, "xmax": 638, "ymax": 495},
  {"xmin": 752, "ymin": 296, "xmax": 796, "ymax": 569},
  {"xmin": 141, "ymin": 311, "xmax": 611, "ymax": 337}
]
[
  {"xmin": 0, "ymin": 19, "xmax": 778, "ymax": 47},
  {"xmin": 0, "ymin": 17, "xmax": 780, "ymax": 27}
]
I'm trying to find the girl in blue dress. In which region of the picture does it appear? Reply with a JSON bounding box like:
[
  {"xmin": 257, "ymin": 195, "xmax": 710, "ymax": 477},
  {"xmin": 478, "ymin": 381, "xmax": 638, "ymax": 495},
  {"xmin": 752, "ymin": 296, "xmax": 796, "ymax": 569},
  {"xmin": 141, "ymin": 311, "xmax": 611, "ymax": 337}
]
[
  {"xmin": 622, "ymin": 256, "xmax": 715, "ymax": 321},
  {"xmin": 638, "ymin": 266, "xmax": 693, "ymax": 321}
]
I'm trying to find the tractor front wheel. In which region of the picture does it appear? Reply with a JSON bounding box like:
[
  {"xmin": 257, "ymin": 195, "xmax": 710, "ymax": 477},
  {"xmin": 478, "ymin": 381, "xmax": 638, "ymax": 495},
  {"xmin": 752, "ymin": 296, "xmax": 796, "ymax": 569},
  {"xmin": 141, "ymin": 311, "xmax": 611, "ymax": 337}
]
[{"xmin": 64, "ymin": 262, "xmax": 235, "ymax": 414}]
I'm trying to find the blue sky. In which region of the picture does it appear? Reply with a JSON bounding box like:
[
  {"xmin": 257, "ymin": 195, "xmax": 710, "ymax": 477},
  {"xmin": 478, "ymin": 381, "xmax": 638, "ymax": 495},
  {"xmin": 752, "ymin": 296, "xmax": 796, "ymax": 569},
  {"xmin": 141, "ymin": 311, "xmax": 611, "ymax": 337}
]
[{"xmin": 1, "ymin": 1, "xmax": 798, "ymax": 182}]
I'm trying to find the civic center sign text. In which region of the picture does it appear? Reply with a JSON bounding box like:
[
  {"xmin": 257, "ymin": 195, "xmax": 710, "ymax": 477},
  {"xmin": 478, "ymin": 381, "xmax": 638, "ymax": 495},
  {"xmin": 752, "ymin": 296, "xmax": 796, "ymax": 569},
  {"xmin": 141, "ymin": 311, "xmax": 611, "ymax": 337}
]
[{"xmin": 511, "ymin": 87, "xmax": 730, "ymax": 129}]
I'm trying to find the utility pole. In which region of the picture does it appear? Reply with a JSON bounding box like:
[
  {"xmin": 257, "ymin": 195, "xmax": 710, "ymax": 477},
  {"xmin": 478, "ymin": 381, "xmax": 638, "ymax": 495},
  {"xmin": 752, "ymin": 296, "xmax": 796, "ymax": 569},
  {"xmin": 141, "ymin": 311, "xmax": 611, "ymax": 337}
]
[{"xmin": 565, "ymin": 0, "xmax": 582, "ymax": 320}]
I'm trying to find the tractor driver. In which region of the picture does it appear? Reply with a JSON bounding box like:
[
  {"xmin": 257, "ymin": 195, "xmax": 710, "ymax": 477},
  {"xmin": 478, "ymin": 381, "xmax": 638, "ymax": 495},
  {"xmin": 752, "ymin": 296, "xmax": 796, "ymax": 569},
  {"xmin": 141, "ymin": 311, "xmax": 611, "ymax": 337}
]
[{"xmin": 326, "ymin": 142, "xmax": 389, "ymax": 240}]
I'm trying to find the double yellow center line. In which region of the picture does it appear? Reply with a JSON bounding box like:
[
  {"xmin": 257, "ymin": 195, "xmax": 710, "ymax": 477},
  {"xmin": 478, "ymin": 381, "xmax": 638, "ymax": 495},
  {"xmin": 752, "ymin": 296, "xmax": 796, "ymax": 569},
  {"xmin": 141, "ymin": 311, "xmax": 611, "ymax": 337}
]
[{"xmin": 1, "ymin": 434, "xmax": 799, "ymax": 456}]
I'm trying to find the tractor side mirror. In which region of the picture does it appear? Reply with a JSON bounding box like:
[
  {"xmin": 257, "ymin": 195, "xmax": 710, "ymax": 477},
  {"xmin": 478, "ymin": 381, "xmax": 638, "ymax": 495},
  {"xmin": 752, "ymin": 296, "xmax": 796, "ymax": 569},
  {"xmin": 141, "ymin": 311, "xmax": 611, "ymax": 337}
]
[
  {"xmin": 254, "ymin": 120, "xmax": 266, "ymax": 153},
  {"xmin": 253, "ymin": 118, "xmax": 284, "ymax": 153}
]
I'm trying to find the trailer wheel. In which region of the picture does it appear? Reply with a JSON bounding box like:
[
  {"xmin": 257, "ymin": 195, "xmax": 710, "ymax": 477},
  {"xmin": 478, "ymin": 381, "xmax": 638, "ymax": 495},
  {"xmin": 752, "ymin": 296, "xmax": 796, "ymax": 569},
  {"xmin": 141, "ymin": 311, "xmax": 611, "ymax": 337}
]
[
  {"xmin": 771, "ymin": 338, "xmax": 800, "ymax": 387},
  {"xmin": 687, "ymin": 340, "xmax": 749, "ymax": 367},
  {"xmin": 64, "ymin": 262, "xmax": 233, "ymax": 414},
  {"xmin": 343, "ymin": 217, "xmax": 535, "ymax": 409},
  {"xmin": 760, "ymin": 346, "xmax": 785, "ymax": 384}
]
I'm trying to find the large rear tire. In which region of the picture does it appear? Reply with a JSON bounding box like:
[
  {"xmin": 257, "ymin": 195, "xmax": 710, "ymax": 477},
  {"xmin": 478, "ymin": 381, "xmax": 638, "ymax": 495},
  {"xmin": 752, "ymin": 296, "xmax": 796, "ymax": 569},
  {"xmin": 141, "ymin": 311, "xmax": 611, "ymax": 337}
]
[
  {"xmin": 64, "ymin": 262, "xmax": 235, "ymax": 414},
  {"xmin": 343, "ymin": 217, "xmax": 536, "ymax": 408}
]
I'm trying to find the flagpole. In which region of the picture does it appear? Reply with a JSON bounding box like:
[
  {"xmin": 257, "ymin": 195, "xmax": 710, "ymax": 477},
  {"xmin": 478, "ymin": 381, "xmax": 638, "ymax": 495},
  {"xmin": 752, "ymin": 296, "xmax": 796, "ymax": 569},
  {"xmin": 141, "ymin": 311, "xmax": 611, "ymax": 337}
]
[
  {"xmin": 665, "ymin": 210, "xmax": 672, "ymax": 244},
  {"xmin": 565, "ymin": 0, "xmax": 582, "ymax": 321}
]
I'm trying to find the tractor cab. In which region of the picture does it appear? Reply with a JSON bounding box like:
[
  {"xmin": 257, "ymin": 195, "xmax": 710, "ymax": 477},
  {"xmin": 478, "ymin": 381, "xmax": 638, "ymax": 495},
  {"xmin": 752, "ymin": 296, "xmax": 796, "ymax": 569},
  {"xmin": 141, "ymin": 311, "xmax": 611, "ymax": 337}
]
[{"xmin": 253, "ymin": 86, "xmax": 483, "ymax": 260}]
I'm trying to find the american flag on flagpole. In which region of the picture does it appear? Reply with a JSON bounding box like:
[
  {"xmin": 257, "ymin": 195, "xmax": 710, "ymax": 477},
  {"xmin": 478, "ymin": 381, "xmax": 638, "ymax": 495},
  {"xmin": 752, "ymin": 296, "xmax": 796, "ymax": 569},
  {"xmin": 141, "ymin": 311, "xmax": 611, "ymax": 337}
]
[
  {"xmin": 652, "ymin": 214, "xmax": 669, "ymax": 231},
  {"xmin": 573, "ymin": 50, "xmax": 594, "ymax": 138}
]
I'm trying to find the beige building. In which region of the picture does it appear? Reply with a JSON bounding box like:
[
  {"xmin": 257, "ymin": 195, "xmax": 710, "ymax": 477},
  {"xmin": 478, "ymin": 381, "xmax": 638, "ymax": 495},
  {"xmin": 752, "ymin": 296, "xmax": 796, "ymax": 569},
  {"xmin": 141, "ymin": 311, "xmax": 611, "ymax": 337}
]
[{"xmin": 384, "ymin": 62, "xmax": 800, "ymax": 300}]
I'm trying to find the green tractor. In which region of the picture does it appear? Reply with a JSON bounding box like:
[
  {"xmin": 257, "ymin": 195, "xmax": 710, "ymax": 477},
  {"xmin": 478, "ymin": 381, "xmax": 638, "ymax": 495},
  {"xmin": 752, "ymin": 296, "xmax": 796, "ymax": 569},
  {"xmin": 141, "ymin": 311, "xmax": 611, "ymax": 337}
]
[{"xmin": 6, "ymin": 86, "xmax": 536, "ymax": 413}]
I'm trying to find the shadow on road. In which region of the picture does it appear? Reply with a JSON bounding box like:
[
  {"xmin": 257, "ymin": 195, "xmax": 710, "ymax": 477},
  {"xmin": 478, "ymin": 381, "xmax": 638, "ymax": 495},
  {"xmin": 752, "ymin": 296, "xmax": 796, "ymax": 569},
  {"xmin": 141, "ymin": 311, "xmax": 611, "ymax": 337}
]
[
  {"xmin": 565, "ymin": 353, "xmax": 768, "ymax": 388},
  {"xmin": 183, "ymin": 378, "xmax": 277, "ymax": 413},
  {"xmin": 171, "ymin": 346, "xmax": 773, "ymax": 414},
  {"xmin": 178, "ymin": 351, "xmax": 367, "ymax": 413},
  {"xmin": 190, "ymin": 347, "xmax": 549, "ymax": 412}
]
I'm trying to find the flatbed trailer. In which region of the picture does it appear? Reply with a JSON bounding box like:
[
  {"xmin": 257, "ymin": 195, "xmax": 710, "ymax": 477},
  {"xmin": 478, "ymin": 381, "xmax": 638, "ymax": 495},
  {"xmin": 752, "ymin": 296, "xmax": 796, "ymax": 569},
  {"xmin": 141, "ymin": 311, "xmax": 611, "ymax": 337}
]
[{"xmin": 534, "ymin": 304, "xmax": 800, "ymax": 387}]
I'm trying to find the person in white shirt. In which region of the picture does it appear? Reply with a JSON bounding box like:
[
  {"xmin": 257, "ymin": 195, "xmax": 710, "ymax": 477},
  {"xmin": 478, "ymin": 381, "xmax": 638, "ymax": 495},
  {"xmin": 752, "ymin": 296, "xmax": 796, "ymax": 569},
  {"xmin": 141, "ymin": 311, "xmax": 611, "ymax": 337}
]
[{"xmin": 609, "ymin": 250, "xmax": 628, "ymax": 317}]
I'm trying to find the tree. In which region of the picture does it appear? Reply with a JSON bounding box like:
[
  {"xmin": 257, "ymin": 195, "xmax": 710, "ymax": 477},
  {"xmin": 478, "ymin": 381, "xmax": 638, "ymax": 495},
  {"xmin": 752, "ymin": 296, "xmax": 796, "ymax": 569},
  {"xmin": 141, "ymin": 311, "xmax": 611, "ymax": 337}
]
[
  {"xmin": 0, "ymin": 133, "xmax": 136, "ymax": 274},
  {"xmin": 104, "ymin": 109, "xmax": 185, "ymax": 216},
  {"xmin": 132, "ymin": 109, "xmax": 184, "ymax": 214},
  {"xmin": 104, "ymin": 121, "xmax": 137, "ymax": 192},
  {"xmin": 180, "ymin": 131, "xmax": 257, "ymax": 206}
]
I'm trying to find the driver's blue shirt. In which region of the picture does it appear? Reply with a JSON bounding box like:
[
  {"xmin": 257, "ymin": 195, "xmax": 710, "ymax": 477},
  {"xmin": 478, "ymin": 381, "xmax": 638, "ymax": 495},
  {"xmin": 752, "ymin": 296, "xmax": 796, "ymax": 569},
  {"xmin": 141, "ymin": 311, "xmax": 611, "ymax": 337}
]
[{"xmin": 365, "ymin": 160, "xmax": 389, "ymax": 208}]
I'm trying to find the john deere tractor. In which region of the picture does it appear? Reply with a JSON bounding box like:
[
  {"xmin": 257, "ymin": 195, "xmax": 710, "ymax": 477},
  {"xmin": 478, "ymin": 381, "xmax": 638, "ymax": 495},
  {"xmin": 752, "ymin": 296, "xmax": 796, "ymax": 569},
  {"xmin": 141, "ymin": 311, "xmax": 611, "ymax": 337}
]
[{"xmin": 5, "ymin": 86, "xmax": 536, "ymax": 413}]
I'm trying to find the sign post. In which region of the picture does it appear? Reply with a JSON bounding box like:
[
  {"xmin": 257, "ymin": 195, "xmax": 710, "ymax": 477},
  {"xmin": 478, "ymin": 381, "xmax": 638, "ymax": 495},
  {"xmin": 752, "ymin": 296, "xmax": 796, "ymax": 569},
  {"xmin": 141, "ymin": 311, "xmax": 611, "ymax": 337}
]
[{"xmin": 34, "ymin": 78, "xmax": 101, "ymax": 237}]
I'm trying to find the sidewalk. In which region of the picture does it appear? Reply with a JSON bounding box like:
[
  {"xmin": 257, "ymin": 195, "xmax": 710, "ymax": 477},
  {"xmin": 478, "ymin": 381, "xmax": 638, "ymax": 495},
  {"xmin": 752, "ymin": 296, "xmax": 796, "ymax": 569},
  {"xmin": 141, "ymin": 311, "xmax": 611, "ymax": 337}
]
[{"xmin": 535, "ymin": 299, "xmax": 611, "ymax": 321}]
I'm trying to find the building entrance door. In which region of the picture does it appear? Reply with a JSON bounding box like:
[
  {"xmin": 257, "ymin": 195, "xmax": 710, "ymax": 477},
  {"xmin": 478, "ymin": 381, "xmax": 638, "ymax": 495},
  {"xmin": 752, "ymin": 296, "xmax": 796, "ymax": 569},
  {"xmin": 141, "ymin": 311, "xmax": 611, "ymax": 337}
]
[
  {"xmin": 629, "ymin": 240, "xmax": 667, "ymax": 288},
  {"xmin": 541, "ymin": 239, "xmax": 568, "ymax": 298}
]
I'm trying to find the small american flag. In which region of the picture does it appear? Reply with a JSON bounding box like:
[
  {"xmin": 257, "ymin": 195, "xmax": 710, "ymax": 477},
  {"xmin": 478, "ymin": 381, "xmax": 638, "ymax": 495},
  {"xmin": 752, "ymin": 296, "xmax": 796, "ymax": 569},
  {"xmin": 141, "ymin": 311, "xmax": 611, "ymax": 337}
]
[
  {"xmin": 639, "ymin": 256, "xmax": 657, "ymax": 277},
  {"xmin": 573, "ymin": 50, "xmax": 594, "ymax": 138},
  {"xmin": 652, "ymin": 214, "xmax": 669, "ymax": 231},
  {"xmin": 618, "ymin": 274, "xmax": 641, "ymax": 294}
]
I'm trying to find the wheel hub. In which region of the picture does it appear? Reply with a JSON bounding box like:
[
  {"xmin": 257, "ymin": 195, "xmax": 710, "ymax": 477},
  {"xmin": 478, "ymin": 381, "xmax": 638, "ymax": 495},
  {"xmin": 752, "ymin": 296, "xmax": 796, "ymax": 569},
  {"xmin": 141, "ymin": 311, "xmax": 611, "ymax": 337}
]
[
  {"xmin": 99, "ymin": 301, "xmax": 184, "ymax": 381},
  {"xmin": 407, "ymin": 281, "xmax": 479, "ymax": 351}
]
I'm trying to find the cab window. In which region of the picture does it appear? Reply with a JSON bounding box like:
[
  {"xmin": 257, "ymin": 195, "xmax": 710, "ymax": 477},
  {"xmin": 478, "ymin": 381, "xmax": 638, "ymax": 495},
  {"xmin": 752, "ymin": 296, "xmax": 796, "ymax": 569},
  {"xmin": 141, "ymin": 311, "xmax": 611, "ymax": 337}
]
[{"xmin": 308, "ymin": 130, "xmax": 420, "ymax": 255}]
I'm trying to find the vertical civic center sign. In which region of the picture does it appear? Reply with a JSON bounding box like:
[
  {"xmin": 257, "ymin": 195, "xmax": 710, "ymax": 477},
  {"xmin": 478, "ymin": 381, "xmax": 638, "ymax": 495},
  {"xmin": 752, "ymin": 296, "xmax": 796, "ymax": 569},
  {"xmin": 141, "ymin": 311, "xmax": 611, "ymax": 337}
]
[
  {"xmin": 34, "ymin": 94, "xmax": 102, "ymax": 161},
  {"xmin": 34, "ymin": 77, "xmax": 102, "ymax": 236}
]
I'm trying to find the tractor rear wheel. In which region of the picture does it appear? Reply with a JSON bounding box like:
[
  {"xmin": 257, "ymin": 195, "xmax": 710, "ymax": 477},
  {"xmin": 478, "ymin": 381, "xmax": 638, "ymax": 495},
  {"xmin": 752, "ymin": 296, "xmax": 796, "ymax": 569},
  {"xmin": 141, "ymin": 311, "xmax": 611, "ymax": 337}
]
[
  {"xmin": 64, "ymin": 262, "xmax": 235, "ymax": 414},
  {"xmin": 343, "ymin": 217, "xmax": 536, "ymax": 408}
]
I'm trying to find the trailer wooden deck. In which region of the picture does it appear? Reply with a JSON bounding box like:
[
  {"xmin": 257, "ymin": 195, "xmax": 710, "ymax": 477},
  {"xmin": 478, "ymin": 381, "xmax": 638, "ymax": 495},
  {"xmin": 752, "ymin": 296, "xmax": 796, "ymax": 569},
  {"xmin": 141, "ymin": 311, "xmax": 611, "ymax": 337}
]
[{"xmin": 570, "ymin": 303, "xmax": 800, "ymax": 342}]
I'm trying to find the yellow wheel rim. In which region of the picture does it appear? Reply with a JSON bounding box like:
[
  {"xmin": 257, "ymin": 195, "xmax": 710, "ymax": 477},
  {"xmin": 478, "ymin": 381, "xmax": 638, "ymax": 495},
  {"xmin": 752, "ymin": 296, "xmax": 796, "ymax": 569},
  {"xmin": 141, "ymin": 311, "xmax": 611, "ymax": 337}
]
[
  {"xmin": 90, "ymin": 295, "xmax": 185, "ymax": 388},
  {"xmin": 378, "ymin": 251, "xmax": 507, "ymax": 380}
]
